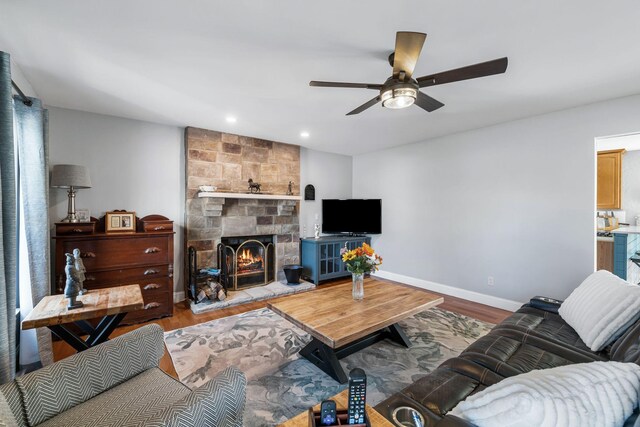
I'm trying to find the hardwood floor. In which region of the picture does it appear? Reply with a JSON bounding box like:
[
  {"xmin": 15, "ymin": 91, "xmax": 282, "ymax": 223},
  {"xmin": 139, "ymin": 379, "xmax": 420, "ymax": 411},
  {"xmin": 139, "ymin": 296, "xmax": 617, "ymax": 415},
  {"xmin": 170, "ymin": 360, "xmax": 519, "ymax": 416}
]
[{"xmin": 52, "ymin": 276, "xmax": 513, "ymax": 379}]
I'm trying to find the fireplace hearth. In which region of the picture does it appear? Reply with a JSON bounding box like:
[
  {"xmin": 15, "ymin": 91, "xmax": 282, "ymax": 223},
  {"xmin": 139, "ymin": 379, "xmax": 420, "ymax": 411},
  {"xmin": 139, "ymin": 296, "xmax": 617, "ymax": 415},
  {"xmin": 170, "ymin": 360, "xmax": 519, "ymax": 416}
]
[{"xmin": 218, "ymin": 235, "xmax": 275, "ymax": 290}]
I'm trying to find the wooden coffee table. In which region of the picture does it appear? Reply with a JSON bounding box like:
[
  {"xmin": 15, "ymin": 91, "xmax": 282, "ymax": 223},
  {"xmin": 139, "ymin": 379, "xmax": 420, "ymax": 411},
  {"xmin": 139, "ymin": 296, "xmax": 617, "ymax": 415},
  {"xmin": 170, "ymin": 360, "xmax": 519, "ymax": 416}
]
[
  {"xmin": 268, "ymin": 278, "xmax": 443, "ymax": 383},
  {"xmin": 22, "ymin": 285, "xmax": 144, "ymax": 352},
  {"xmin": 278, "ymin": 389, "xmax": 393, "ymax": 427}
]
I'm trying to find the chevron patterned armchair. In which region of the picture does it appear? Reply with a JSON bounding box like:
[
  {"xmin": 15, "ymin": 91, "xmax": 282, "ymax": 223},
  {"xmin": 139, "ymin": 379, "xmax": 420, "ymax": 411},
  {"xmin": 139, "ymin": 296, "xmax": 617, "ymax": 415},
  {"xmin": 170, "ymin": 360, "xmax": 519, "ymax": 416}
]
[{"xmin": 0, "ymin": 324, "xmax": 247, "ymax": 427}]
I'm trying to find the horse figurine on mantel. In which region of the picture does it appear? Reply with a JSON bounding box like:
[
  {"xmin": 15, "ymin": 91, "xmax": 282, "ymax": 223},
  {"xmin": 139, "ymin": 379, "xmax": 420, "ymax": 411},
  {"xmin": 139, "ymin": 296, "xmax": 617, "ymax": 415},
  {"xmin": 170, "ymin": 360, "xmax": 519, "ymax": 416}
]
[{"xmin": 248, "ymin": 178, "xmax": 261, "ymax": 194}]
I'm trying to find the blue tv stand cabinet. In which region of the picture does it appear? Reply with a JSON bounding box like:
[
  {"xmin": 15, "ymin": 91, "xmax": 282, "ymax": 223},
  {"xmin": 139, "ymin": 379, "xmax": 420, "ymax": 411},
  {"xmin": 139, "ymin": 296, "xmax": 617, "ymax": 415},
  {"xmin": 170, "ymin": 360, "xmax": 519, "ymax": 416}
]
[{"xmin": 300, "ymin": 235, "xmax": 371, "ymax": 284}]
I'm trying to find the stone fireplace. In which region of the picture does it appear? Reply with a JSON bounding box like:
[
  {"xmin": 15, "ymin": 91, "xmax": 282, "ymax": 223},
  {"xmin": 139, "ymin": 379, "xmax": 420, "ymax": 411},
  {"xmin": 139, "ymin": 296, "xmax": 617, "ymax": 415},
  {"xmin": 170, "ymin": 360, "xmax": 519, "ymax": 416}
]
[{"xmin": 185, "ymin": 127, "xmax": 301, "ymax": 293}]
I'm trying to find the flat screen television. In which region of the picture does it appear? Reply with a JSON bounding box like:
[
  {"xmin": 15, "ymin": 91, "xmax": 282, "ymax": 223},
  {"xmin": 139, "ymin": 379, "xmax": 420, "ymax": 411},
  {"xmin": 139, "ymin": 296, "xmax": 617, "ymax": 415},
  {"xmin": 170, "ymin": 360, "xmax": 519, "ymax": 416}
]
[{"xmin": 322, "ymin": 199, "xmax": 382, "ymax": 235}]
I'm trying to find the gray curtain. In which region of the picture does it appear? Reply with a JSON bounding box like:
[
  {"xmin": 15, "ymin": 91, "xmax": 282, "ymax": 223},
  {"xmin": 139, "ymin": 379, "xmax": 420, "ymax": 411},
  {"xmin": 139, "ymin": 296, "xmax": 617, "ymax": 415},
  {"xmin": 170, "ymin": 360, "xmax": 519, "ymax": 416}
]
[
  {"xmin": 15, "ymin": 96, "xmax": 53, "ymax": 366},
  {"xmin": 0, "ymin": 52, "xmax": 17, "ymax": 383}
]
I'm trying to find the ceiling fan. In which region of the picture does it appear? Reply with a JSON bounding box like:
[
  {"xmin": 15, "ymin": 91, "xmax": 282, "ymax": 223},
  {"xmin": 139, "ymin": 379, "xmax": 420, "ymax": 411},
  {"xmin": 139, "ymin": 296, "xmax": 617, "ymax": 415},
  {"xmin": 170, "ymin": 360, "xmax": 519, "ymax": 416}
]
[{"xmin": 309, "ymin": 31, "xmax": 508, "ymax": 115}]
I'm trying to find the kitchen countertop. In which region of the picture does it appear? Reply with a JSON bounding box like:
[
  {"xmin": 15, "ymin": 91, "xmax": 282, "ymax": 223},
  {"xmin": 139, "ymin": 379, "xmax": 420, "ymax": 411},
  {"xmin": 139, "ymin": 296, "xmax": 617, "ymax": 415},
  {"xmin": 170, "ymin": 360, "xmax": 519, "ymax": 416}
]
[
  {"xmin": 597, "ymin": 236, "xmax": 614, "ymax": 242},
  {"xmin": 611, "ymin": 226, "xmax": 640, "ymax": 234}
]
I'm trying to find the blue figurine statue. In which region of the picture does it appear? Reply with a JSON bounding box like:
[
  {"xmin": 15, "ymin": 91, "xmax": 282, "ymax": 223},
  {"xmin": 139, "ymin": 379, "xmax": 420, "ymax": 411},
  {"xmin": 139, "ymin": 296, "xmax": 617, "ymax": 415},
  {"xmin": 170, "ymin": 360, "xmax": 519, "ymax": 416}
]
[
  {"xmin": 73, "ymin": 248, "xmax": 87, "ymax": 295},
  {"xmin": 64, "ymin": 253, "xmax": 84, "ymax": 309}
]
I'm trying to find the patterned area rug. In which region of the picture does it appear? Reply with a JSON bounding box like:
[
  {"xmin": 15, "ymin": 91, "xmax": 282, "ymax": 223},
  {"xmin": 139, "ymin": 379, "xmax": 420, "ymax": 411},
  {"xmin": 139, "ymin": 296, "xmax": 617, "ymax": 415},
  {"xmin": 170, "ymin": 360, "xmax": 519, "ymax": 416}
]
[{"xmin": 164, "ymin": 307, "xmax": 493, "ymax": 426}]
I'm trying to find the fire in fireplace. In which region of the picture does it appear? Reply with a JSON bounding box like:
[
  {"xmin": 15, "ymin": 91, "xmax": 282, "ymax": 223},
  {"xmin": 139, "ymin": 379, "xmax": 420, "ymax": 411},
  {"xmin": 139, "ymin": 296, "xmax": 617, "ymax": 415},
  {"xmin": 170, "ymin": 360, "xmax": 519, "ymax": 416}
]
[
  {"xmin": 218, "ymin": 235, "xmax": 275, "ymax": 290},
  {"xmin": 237, "ymin": 247, "xmax": 264, "ymax": 273}
]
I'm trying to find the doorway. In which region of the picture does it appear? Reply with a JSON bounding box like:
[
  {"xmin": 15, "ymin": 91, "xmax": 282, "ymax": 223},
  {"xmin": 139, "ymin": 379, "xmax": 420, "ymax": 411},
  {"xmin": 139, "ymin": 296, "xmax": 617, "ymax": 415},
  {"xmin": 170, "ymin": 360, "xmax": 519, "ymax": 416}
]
[{"xmin": 595, "ymin": 132, "xmax": 640, "ymax": 282}]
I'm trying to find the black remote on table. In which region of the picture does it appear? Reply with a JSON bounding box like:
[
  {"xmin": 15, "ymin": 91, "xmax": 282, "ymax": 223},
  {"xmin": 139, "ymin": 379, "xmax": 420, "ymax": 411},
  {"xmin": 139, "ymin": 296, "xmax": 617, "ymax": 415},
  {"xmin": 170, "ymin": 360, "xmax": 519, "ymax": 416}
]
[
  {"xmin": 319, "ymin": 400, "xmax": 337, "ymax": 426},
  {"xmin": 347, "ymin": 368, "xmax": 367, "ymax": 425}
]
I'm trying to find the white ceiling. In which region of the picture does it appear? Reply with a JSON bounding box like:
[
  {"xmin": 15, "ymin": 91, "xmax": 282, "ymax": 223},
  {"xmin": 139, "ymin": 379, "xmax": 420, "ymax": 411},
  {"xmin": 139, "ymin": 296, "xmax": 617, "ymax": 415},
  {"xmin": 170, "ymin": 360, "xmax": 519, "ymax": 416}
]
[{"xmin": 2, "ymin": 1, "xmax": 640, "ymax": 155}]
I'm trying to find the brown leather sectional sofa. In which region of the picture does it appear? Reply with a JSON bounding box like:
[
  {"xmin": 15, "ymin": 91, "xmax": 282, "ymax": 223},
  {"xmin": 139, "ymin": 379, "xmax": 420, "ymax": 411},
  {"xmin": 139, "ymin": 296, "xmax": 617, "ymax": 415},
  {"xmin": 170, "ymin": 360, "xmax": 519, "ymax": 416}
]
[{"xmin": 375, "ymin": 297, "xmax": 640, "ymax": 426}]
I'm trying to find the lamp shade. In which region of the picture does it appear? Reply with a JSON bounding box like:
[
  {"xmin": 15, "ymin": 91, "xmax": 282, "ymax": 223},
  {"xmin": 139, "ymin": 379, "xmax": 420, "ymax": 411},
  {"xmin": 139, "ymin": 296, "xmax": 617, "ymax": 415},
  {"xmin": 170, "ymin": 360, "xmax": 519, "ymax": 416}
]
[{"xmin": 50, "ymin": 164, "xmax": 92, "ymax": 189}]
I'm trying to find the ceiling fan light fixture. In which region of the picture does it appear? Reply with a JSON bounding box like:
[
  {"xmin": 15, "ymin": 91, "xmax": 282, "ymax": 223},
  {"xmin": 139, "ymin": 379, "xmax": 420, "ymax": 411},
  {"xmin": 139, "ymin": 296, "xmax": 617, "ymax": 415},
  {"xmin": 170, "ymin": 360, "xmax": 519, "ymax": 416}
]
[{"xmin": 381, "ymin": 87, "xmax": 417, "ymax": 109}]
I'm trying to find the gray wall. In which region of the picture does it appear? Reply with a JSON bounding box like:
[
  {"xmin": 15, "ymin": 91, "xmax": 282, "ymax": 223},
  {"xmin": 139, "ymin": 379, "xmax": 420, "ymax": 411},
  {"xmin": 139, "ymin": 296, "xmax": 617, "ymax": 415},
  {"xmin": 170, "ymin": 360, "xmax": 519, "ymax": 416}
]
[
  {"xmin": 47, "ymin": 108, "xmax": 353, "ymax": 295},
  {"xmin": 48, "ymin": 107, "xmax": 185, "ymax": 294},
  {"xmin": 353, "ymin": 94, "xmax": 640, "ymax": 305},
  {"xmin": 300, "ymin": 147, "xmax": 353, "ymax": 238}
]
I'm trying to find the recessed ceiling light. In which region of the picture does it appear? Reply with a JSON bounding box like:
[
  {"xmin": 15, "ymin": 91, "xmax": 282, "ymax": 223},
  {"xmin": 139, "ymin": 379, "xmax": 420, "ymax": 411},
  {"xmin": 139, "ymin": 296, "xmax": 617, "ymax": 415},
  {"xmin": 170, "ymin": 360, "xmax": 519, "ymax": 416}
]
[
  {"xmin": 226, "ymin": 116, "xmax": 237, "ymax": 123},
  {"xmin": 300, "ymin": 131, "xmax": 310, "ymax": 138}
]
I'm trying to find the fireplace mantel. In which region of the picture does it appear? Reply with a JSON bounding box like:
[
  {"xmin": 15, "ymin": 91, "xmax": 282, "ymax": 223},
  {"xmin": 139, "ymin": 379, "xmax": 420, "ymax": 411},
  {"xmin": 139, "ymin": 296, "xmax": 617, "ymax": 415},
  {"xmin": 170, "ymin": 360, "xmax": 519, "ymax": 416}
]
[{"xmin": 198, "ymin": 192, "xmax": 301, "ymax": 201}]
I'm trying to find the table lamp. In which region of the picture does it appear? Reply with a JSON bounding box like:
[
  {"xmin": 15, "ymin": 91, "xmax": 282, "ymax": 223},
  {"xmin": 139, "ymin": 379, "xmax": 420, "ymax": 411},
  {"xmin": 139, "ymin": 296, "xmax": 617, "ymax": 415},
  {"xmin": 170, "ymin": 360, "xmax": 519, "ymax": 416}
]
[{"xmin": 51, "ymin": 164, "xmax": 92, "ymax": 223}]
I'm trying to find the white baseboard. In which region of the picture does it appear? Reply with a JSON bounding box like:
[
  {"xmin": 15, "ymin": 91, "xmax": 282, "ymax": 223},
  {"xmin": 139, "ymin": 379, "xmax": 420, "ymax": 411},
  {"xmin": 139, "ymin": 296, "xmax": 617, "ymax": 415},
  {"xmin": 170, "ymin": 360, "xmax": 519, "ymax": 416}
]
[
  {"xmin": 373, "ymin": 270, "xmax": 523, "ymax": 312},
  {"xmin": 174, "ymin": 291, "xmax": 186, "ymax": 303}
]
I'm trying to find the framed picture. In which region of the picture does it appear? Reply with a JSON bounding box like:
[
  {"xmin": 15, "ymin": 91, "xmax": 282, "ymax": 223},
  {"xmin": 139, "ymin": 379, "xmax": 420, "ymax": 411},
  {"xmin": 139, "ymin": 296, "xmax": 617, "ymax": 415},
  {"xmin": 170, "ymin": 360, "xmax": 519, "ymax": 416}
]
[
  {"xmin": 76, "ymin": 208, "xmax": 90, "ymax": 222},
  {"xmin": 105, "ymin": 211, "xmax": 136, "ymax": 232}
]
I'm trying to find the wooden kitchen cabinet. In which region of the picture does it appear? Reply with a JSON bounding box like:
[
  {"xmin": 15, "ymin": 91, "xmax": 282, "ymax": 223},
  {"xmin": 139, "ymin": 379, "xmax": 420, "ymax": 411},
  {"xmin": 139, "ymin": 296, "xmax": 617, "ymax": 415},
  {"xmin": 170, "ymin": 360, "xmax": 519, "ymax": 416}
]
[
  {"xmin": 597, "ymin": 240, "xmax": 614, "ymax": 272},
  {"xmin": 597, "ymin": 149, "xmax": 625, "ymax": 209}
]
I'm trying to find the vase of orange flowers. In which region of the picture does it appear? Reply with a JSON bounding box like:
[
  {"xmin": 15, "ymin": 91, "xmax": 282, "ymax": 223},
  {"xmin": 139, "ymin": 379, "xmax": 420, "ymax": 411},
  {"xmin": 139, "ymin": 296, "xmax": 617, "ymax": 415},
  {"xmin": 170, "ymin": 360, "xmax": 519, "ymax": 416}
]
[{"xmin": 341, "ymin": 242, "xmax": 383, "ymax": 300}]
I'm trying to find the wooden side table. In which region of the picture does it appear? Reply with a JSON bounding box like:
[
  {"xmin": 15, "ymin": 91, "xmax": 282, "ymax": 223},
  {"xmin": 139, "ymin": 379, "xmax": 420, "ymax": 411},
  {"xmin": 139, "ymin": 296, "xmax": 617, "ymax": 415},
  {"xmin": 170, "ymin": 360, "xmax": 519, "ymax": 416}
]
[
  {"xmin": 22, "ymin": 285, "xmax": 144, "ymax": 352},
  {"xmin": 278, "ymin": 389, "xmax": 393, "ymax": 427}
]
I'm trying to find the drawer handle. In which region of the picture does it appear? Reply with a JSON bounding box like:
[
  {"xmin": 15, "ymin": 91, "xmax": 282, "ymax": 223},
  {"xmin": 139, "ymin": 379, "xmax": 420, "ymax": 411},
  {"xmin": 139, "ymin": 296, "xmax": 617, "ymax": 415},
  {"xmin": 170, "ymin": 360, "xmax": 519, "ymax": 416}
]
[
  {"xmin": 72, "ymin": 228, "xmax": 83, "ymax": 233},
  {"xmin": 84, "ymin": 275, "xmax": 96, "ymax": 282},
  {"xmin": 154, "ymin": 226, "xmax": 165, "ymax": 231},
  {"xmin": 81, "ymin": 252, "xmax": 96, "ymax": 258},
  {"xmin": 144, "ymin": 269, "xmax": 159, "ymax": 275},
  {"xmin": 143, "ymin": 283, "xmax": 161, "ymax": 290},
  {"xmin": 144, "ymin": 302, "xmax": 161, "ymax": 310},
  {"xmin": 145, "ymin": 247, "xmax": 161, "ymax": 254}
]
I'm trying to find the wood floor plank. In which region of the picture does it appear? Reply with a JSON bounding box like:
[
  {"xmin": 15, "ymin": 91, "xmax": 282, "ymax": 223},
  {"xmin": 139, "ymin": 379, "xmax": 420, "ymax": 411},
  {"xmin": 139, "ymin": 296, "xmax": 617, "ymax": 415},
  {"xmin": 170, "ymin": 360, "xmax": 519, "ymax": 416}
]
[{"xmin": 51, "ymin": 276, "xmax": 514, "ymax": 379}]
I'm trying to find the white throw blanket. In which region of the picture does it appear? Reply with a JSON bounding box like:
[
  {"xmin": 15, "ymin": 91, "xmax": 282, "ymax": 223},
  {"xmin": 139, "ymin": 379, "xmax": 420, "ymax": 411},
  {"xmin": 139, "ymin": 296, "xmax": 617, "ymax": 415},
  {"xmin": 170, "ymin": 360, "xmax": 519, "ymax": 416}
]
[
  {"xmin": 451, "ymin": 362, "xmax": 640, "ymax": 427},
  {"xmin": 558, "ymin": 270, "xmax": 640, "ymax": 351}
]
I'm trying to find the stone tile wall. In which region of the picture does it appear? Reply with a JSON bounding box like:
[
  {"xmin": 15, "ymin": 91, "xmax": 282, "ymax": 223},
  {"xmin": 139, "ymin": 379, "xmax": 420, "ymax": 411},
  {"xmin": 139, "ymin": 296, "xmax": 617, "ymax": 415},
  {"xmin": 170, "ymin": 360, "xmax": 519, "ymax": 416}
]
[
  {"xmin": 185, "ymin": 127, "xmax": 300, "ymax": 198},
  {"xmin": 185, "ymin": 127, "xmax": 301, "ymax": 282}
]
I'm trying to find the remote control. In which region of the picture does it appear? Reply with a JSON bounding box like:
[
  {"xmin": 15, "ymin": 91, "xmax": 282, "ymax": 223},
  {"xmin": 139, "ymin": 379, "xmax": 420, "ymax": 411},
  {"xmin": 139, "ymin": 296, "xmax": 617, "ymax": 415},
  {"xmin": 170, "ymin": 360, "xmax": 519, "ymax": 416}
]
[
  {"xmin": 347, "ymin": 368, "xmax": 367, "ymax": 425},
  {"xmin": 319, "ymin": 400, "xmax": 337, "ymax": 426}
]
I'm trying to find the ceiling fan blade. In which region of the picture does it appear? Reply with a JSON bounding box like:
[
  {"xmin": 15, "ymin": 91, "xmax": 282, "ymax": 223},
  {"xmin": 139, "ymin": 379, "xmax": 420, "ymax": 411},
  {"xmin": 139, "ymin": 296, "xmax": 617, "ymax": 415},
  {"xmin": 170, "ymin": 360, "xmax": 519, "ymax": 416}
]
[
  {"xmin": 309, "ymin": 81, "xmax": 382, "ymax": 90},
  {"xmin": 393, "ymin": 31, "xmax": 427, "ymax": 79},
  {"xmin": 415, "ymin": 91, "xmax": 444, "ymax": 112},
  {"xmin": 346, "ymin": 96, "xmax": 381, "ymax": 115},
  {"xmin": 417, "ymin": 57, "xmax": 508, "ymax": 88}
]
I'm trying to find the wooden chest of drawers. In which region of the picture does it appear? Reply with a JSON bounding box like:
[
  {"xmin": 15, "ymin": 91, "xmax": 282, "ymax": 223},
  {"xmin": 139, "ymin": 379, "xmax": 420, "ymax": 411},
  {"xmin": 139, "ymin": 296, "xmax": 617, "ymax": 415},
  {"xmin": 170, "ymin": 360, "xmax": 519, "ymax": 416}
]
[{"xmin": 53, "ymin": 223, "xmax": 174, "ymax": 325}]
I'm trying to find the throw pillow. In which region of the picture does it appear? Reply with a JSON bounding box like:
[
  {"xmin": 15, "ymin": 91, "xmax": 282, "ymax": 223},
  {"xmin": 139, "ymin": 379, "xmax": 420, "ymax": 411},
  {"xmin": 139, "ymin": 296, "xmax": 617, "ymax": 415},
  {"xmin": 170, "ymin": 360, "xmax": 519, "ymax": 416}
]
[
  {"xmin": 451, "ymin": 361, "xmax": 640, "ymax": 427},
  {"xmin": 558, "ymin": 270, "xmax": 640, "ymax": 351}
]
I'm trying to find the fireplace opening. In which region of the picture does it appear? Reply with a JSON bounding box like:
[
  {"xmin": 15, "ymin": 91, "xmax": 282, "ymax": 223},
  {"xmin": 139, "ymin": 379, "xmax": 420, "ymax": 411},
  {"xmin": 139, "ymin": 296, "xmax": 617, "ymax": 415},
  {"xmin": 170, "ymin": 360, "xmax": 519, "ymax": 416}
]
[
  {"xmin": 218, "ymin": 235, "xmax": 275, "ymax": 290},
  {"xmin": 237, "ymin": 246, "xmax": 264, "ymax": 274}
]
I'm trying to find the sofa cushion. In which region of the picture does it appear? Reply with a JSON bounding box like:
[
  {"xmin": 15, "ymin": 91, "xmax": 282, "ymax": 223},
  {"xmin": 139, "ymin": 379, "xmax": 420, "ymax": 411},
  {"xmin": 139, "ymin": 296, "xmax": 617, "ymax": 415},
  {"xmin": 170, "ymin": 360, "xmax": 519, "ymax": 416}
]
[
  {"xmin": 0, "ymin": 382, "xmax": 26, "ymax": 427},
  {"xmin": 498, "ymin": 306, "xmax": 591, "ymax": 351},
  {"xmin": 16, "ymin": 324, "xmax": 165, "ymax": 426},
  {"xmin": 143, "ymin": 366, "xmax": 246, "ymax": 427},
  {"xmin": 558, "ymin": 270, "xmax": 640, "ymax": 351},
  {"xmin": 460, "ymin": 328, "xmax": 603, "ymax": 377},
  {"xmin": 37, "ymin": 368, "xmax": 190, "ymax": 427},
  {"xmin": 0, "ymin": 389, "xmax": 19, "ymax": 427},
  {"xmin": 451, "ymin": 361, "xmax": 640, "ymax": 427},
  {"xmin": 375, "ymin": 358, "xmax": 502, "ymax": 426},
  {"xmin": 610, "ymin": 319, "xmax": 640, "ymax": 364}
]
